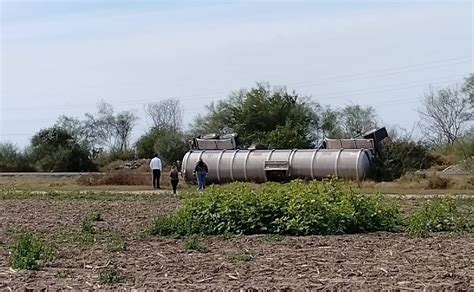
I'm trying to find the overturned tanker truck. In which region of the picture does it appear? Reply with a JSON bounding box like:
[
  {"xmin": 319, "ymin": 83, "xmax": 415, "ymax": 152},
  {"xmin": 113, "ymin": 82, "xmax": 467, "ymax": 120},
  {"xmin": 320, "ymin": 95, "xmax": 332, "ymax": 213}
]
[{"xmin": 181, "ymin": 127, "xmax": 388, "ymax": 184}]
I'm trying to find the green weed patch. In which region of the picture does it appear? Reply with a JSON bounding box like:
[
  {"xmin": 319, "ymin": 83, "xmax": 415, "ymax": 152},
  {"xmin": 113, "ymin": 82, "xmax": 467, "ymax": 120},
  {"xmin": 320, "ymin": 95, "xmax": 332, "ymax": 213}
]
[
  {"xmin": 150, "ymin": 180, "xmax": 401, "ymax": 236},
  {"xmin": 9, "ymin": 232, "xmax": 55, "ymax": 270},
  {"xmin": 408, "ymin": 197, "xmax": 469, "ymax": 237}
]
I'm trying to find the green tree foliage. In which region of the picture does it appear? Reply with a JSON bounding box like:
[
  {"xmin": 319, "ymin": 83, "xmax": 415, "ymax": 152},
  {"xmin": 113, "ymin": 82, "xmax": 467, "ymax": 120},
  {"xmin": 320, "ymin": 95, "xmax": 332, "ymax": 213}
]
[
  {"xmin": 153, "ymin": 129, "xmax": 189, "ymax": 165},
  {"xmin": 30, "ymin": 126, "xmax": 97, "ymax": 172},
  {"xmin": 136, "ymin": 128, "xmax": 189, "ymax": 164},
  {"xmin": 316, "ymin": 105, "xmax": 378, "ymax": 140},
  {"xmin": 374, "ymin": 138, "xmax": 433, "ymax": 181},
  {"xmin": 190, "ymin": 84, "xmax": 318, "ymax": 148},
  {"xmin": 135, "ymin": 129, "xmax": 158, "ymax": 159},
  {"xmin": 340, "ymin": 105, "xmax": 378, "ymax": 136},
  {"xmin": 0, "ymin": 142, "xmax": 36, "ymax": 172}
]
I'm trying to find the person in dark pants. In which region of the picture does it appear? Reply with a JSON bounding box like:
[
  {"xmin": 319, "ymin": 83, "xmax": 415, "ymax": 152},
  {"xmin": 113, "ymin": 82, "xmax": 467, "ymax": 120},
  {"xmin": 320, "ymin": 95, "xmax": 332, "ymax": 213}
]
[
  {"xmin": 193, "ymin": 159, "xmax": 208, "ymax": 190},
  {"xmin": 169, "ymin": 165, "xmax": 179, "ymax": 195},
  {"xmin": 149, "ymin": 153, "xmax": 162, "ymax": 189}
]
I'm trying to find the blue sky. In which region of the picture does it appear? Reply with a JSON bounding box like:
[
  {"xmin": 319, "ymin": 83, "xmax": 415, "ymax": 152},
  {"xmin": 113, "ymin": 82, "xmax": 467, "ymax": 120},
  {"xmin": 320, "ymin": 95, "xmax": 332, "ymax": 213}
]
[{"xmin": 1, "ymin": 0, "xmax": 472, "ymax": 147}]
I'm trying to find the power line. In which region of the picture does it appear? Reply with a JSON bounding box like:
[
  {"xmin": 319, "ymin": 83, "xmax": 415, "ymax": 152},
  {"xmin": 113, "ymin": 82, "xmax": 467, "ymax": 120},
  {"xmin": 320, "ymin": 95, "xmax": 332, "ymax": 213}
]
[
  {"xmin": 1, "ymin": 73, "xmax": 468, "ymax": 124},
  {"xmin": 2, "ymin": 55, "xmax": 471, "ymax": 112}
]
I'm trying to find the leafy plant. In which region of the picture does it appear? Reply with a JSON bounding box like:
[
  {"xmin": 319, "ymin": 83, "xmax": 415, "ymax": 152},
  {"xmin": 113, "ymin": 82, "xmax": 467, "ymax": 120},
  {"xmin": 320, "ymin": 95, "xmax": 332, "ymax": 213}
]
[
  {"xmin": 99, "ymin": 266, "xmax": 125, "ymax": 284},
  {"xmin": 81, "ymin": 218, "xmax": 96, "ymax": 234},
  {"xmin": 9, "ymin": 232, "xmax": 55, "ymax": 270},
  {"xmin": 149, "ymin": 180, "xmax": 401, "ymax": 236},
  {"xmin": 71, "ymin": 231, "xmax": 95, "ymax": 248},
  {"xmin": 408, "ymin": 197, "xmax": 467, "ymax": 237},
  {"xmin": 106, "ymin": 236, "xmax": 127, "ymax": 252},
  {"xmin": 87, "ymin": 211, "xmax": 104, "ymax": 222},
  {"xmin": 230, "ymin": 251, "xmax": 254, "ymax": 263},
  {"xmin": 182, "ymin": 235, "xmax": 208, "ymax": 253}
]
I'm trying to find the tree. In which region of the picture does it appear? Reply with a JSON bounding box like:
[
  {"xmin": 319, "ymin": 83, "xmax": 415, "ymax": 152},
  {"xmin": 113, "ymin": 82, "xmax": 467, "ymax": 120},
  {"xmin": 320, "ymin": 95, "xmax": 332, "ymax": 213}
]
[
  {"xmin": 189, "ymin": 83, "xmax": 319, "ymax": 148},
  {"xmin": 55, "ymin": 115, "xmax": 99, "ymax": 149},
  {"xmin": 462, "ymin": 74, "xmax": 473, "ymax": 108},
  {"xmin": 317, "ymin": 106, "xmax": 344, "ymax": 140},
  {"xmin": 314, "ymin": 105, "xmax": 378, "ymax": 143},
  {"xmin": 136, "ymin": 128, "xmax": 189, "ymax": 163},
  {"xmin": 0, "ymin": 142, "xmax": 36, "ymax": 172},
  {"xmin": 340, "ymin": 105, "xmax": 378, "ymax": 137},
  {"xmin": 135, "ymin": 129, "xmax": 158, "ymax": 159},
  {"xmin": 419, "ymin": 82, "xmax": 473, "ymax": 147},
  {"xmin": 57, "ymin": 101, "xmax": 138, "ymax": 152},
  {"xmin": 145, "ymin": 98, "xmax": 183, "ymax": 131},
  {"xmin": 154, "ymin": 129, "xmax": 189, "ymax": 165},
  {"xmin": 112, "ymin": 111, "xmax": 137, "ymax": 151},
  {"xmin": 30, "ymin": 126, "xmax": 97, "ymax": 172}
]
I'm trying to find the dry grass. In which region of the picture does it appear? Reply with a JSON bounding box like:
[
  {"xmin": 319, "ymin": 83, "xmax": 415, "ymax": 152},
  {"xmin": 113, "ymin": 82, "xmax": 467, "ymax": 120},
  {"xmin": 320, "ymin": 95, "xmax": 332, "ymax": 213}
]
[
  {"xmin": 1, "ymin": 171, "xmax": 472, "ymax": 194},
  {"xmin": 0, "ymin": 171, "xmax": 193, "ymax": 192},
  {"xmin": 77, "ymin": 170, "xmax": 150, "ymax": 186},
  {"xmin": 348, "ymin": 174, "xmax": 473, "ymax": 194}
]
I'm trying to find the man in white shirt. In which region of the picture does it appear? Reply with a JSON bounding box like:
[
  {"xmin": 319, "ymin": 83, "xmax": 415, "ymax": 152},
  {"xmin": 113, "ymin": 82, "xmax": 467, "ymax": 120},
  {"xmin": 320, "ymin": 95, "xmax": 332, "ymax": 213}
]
[{"xmin": 149, "ymin": 153, "xmax": 163, "ymax": 189}]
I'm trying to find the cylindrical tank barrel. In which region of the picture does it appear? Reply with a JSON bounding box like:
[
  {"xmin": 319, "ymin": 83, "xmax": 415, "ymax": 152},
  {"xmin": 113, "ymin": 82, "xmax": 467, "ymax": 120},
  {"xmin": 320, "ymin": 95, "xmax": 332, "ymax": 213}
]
[{"xmin": 181, "ymin": 149, "xmax": 373, "ymax": 183}]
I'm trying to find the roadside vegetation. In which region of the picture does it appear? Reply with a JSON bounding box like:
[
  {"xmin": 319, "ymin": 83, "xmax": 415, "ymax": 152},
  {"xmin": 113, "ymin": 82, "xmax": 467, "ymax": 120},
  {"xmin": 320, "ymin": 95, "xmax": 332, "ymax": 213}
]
[{"xmin": 1, "ymin": 77, "xmax": 472, "ymax": 187}]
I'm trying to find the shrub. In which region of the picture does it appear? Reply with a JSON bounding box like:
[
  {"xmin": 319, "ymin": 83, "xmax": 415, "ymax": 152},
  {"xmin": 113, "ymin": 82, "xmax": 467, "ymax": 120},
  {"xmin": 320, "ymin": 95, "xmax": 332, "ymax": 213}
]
[
  {"xmin": 149, "ymin": 180, "xmax": 401, "ymax": 236},
  {"xmin": 374, "ymin": 139, "xmax": 433, "ymax": 181},
  {"xmin": 408, "ymin": 197, "xmax": 467, "ymax": 237},
  {"xmin": 30, "ymin": 127, "xmax": 97, "ymax": 172},
  {"xmin": 100, "ymin": 160, "xmax": 127, "ymax": 172},
  {"xmin": 9, "ymin": 232, "xmax": 54, "ymax": 270},
  {"xmin": 0, "ymin": 142, "xmax": 36, "ymax": 172},
  {"xmin": 99, "ymin": 266, "xmax": 124, "ymax": 284},
  {"xmin": 426, "ymin": 174, "xmax": 450, "ymax": 189},
  {"xmin": 95, "ymin": 149, "xmax": 135, "ymax": 169}
]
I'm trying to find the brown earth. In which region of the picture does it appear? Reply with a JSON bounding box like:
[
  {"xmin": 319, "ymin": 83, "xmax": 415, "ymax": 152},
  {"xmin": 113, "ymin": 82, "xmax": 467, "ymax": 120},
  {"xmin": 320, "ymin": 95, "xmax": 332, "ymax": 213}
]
[{"xmin": 0, "ymin": 196, "xmax": 473, "ymax": 290}]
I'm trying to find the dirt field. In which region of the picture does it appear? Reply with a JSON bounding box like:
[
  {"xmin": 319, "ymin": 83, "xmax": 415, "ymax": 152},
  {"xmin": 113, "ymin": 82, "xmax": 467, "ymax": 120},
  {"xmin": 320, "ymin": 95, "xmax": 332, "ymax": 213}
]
[{"xmin": 1, "ymin": 192, "xmax": 473, "ymax": 290}]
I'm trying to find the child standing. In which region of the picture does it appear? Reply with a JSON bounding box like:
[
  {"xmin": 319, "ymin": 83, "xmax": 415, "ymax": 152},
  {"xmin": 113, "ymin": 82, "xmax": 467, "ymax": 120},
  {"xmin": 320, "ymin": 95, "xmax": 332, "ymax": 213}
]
[{"xmin": 169, "ymin": 165, "xmax": 179, "ymax": 195}]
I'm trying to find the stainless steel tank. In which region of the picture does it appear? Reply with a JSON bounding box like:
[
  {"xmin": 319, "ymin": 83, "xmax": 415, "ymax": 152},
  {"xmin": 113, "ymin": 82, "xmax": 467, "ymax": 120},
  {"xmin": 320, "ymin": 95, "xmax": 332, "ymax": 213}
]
[{"xmin": 181, "ymin": 149, "xmax": 373, "ymax": 183}]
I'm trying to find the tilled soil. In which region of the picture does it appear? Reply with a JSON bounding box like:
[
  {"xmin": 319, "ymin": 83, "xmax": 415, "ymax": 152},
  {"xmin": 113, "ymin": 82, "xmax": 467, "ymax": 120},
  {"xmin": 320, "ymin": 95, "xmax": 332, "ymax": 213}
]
[{"xmin": 0, "ymin": 198, "xmax": 473, "ymax": 290}]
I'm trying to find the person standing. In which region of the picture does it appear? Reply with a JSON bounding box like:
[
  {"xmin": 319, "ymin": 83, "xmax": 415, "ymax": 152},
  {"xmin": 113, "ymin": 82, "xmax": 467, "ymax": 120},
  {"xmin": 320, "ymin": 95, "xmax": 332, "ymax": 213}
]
[
  {"xmin": 149, "ymin": 153, "xmax": 162, "ymax": 189},
  {"xmin": 169, "ymin": 165, "xmax": 180, "ymax": 195},
  {"xmin": 193, "ymin": 159, "xmax": 208, "ymax": 190}
]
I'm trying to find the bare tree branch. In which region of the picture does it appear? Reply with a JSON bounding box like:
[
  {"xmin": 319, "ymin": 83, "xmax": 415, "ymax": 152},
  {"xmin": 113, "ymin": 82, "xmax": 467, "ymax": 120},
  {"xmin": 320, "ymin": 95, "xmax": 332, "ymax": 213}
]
[
  {"xmin": 144, "ymin": 98, "xmax": 183, "ymax": 131},
  {"xmin": 419, "ymin": 83, "xmax": 473, "ymax": 147}
]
